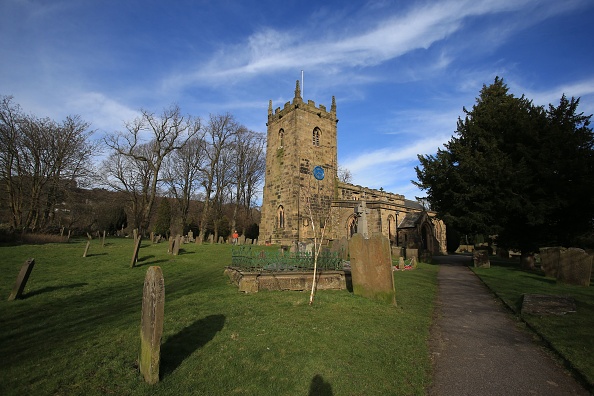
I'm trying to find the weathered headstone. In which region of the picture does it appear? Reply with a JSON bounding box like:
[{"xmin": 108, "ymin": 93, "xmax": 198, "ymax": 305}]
[
  {"xmin": 83, "ymin": 241, "xmax": 91, "ymax": 258},
  {"xmin": 540, "ymin": 247, "xmax": 562, "ymax": 278},
  {"xmin": 188, "ymin": 230, "xmax": 193, "ymax": 242},
  {"xmin": 398, "ymin": 256, "xmax": 405, "ymax": 269},
  {"xmin": 218, "ymin": 236, "xmax": 224, "ymax": 244},
  {"xmin": 8, "ymin": 259, "xmax": 36, "ymax": 301},
  {"xmin": 139, "ymin": 266, "xmax": 165, "ymax": 385},
  {"xmin": 391, "ymin": 246, "xmax": 403, "ymax": 259},
  {"xmin": 172, "ymin": 235, "xmax": 181, "ymax": 256},
  {"xmin": 246, "ymin": 238, "xmax": 252, "ymax": 245},
  {"xmin": 133, "ymin": 228, "xmax": 138, "ymax": 241},
  {"xmin": 405, "ymin": 248, "xmax": 418, "ymax": 261},
  {"xmin": 208, "ymin": 234, "xmax": 214, "ymax": 244},
  {"xmin": 521, "ymin": 294, "xmax": 577, "ymax": 316},
  {"xmin": 238, "ymin": 235, "xmax": 246, "ymax": 245},
  {"xmin": 557, "ymin": 248, "xmax": 592, "ymax": 286},
  {"xmin": 168, "ymin": 236, "xmax": 174, "ymax": 254},
  {"xmin": 150, "ymin": 232, "xmax": 155, "ymax": 244},
  {"xmin": 131, "ymin": 236, "xmax": 142, "ymax": 268},
  {"xmin": 86, "ymin": 232, "xmax": 92, "ymax": 240},
  {"xmin": 473, "ymin": 250, "xmax": 490, "ymax": 268},
  {"xmin": 348, "ymin": 233, "xmax": 396, "ymax": 305},
  {"xmin": 102, "ymin": 230, "xmax": 106, "ymax": 247}
]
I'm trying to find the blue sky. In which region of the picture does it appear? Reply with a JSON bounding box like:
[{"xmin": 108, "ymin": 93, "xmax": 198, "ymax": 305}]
[{"xmin": 2, "ymin": 0, "xmax": 594, "ymax": 201}]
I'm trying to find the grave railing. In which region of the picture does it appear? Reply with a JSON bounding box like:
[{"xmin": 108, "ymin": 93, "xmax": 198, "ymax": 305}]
[{"xmin": 231, "ymin": 246, "xmax": 343, "ymax": 272}]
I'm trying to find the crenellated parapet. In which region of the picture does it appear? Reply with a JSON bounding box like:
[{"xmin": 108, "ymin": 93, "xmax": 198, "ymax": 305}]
[{"xmin": 267, "ymin": 80, "xmax": 338, "ymax": 125}]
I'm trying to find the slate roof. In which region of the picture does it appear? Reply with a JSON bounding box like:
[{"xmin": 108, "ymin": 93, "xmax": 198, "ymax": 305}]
[{"xmin": 398, "ymin": 211, "xmax": 423, "ymax": 229}]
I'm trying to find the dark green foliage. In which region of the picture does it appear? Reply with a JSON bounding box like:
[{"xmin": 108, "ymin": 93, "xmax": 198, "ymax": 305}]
[
  {"xmin": 153, "ymin": 198, "xmax": 172, "ymax": 237},
  {"xmin": 245, "ymin": 222, "xmax": 259, "ymax": 240},
  {"xmin": 415, "ymin": 77, "xmax": 594, "ymax": 252}
]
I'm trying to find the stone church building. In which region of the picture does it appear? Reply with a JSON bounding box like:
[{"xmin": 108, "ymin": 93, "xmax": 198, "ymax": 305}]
[{"xmin": 259, "ymin": 81, "xmax": 447, "ymax": 254}]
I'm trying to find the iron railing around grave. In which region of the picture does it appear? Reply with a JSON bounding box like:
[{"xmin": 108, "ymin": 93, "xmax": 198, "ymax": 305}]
[{"xmin": 231, "ymin": 246, "xmax": 343, "ymax": 272}]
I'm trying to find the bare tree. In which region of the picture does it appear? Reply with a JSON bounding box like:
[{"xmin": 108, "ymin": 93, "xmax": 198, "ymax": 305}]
[
  {"xmin": 228, "ymin": 128, "xmax": 266, "ymax": 234},
  {"xmin": 337, "ymin": 165, "xmax": 353, "ymax": 184},
  {"xmin": 0, "ymin": 95, "xmax": 96, "ymax": 231},
  {"xmin": 104, "ymin": 105, "xmax": 201, "ymax": 233},
  {"xmin": 300, "ymin": 174, "xmax": 333, "ymax": 305},
  {"xmin": 162, "ymin": 134, "xmax": 206, "ymax": 232},
  {"xmin": 197, "ymin": 113, "xmax": 240, "ymax": 242}
]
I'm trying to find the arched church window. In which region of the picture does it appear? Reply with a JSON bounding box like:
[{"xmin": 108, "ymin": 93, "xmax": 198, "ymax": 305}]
[
  {"xmin": 279, "ymin": 129, "xmax": 284, "ymax": 148},
  {"xmin": 312, "ymin": 127, "xmax": 321, "ymax": 147},
  {"xmin": 277, "ymin": 205, "xmax": 285, "ymax": 229}
]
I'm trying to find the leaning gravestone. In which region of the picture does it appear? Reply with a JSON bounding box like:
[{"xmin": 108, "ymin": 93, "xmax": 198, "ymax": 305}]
[
  {"xmin": 172, "ymin": 235, "xmax": 181, "ymax": 256},
  {"xmin": 83, "ymin": 241, "xmax": 91, "ymax": 258},
  {"xmin": 473, "ymin": 250, "xmax": 490, "ymax": 268},
  {"xmin": 139, "ymin": 266, "xmax": 165, "ymax": 385},
  {"xmin": 131, "ymin": 236, "xmax": 142, "ymax": 268},
  {"xmin": 8, "ymin": 259, "xmax": 36, "ymax": 301},
  {"xmin": 349, "ymin": 233, "xmax": 396, "ymax": 305},
  {"xmin": 557, "ymin": 248, "xmax": 592, "ymax": 287},
  {"xmin": 168, "ymin": 236, "xmax": 174, "ymax": 254}
]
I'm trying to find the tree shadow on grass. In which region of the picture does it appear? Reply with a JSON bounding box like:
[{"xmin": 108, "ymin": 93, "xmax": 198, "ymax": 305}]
[
  {"xmin": 24, "ymin": 282, "xmax": 88, "ymax": 298},
  {"xmin": 160, "ymin": 314, "xmax": 226, "ymax": 378},
  {"xmin": 309, "ymin": 374, "xmax": 333, "ymax": 396},
  {"xmin": 135, "ymin": 259, "xmax": 169, "ymax": 267}
]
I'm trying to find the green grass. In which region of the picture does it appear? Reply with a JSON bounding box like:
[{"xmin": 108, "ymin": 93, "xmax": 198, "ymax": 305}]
[
  {"xmin": 472, "ymin": 258, "xmax": 594, "ymax": 388},
  {"xmin": 0, "ymin": 238, "xmax": 438, "ymax": 395}
]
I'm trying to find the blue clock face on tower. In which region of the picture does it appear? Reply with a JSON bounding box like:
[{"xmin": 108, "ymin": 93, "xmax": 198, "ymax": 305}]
[{"xmin": 313, "ymin": 166, "xmax": 325, "ymax": 180}]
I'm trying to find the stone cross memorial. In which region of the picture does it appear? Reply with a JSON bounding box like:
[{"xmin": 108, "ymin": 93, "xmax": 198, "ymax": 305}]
[
  {"xmin": 139, "ymin": 266, "xmax": 165, "ymax": 384},
  {"xmin": 8, "ymin": 259, "xmax": 36, "ymax": 301}
]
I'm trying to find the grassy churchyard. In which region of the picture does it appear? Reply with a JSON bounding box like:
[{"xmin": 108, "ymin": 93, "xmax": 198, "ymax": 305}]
[
  {"xmin": 0, "ymin": 237, "xmax": 438, "ymax": 395},
  {"xmin": 472, "ymin": 258, "xmax": 594, "ymax": 389}
]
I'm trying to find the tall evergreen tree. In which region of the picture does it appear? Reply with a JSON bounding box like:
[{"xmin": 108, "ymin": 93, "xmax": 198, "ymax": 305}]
[{"xmin": 415, "ymin": 77, "xmax": 594, "ymax": 255}]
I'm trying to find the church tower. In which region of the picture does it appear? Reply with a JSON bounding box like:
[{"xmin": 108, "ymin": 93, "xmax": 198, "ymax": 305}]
[{"xmin": 259, "ymin": 81, "xmax": 338, "ymax": 245}]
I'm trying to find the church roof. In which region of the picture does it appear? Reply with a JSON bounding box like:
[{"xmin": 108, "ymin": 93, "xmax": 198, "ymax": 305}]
[{"xmin": 398, "ymin": 211, "xmax": 424, "ymax": 229}]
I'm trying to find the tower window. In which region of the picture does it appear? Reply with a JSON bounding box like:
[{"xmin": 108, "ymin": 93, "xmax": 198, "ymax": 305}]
[
  {"xmin": 312, "ymin": 128, "xmax": 320, "ymax": 147},
  {"xmin": 279, "ymin": 129, "xmax": 284, "ymax": 148},
  {"xmin": 277, "ymin": 205, "xmax": 285, "ymax": 229}
]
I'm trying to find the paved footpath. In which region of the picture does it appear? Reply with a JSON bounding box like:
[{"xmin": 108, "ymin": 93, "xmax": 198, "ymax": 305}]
[{"xmin": 428, "ymin": 255, "xmax": 590, "ymax": 396}]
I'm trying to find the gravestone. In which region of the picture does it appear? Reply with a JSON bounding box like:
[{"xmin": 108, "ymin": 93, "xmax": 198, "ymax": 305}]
[
  {"xmin": 540, "ymin": 247, "xmax": 562, "ymax": 278},
  {"xmin": 60, "ymin": 227, "xmax": 65, "ymax": 237},
  {"xmin": 173, "ymin": 235, "xmax": 181, "ymax": 256},
  {"xmin": 330, "ymin": 236, "xmax": 349, "ymax": 260},
  {"xmin": 246, "ymin": 238, "xmax": 252, "ymax": 245},
  {"xmin": 208, "ymin": 234, "xmax": 214, "ymax": 244},
  {"xmin": 150, "ymin": 232, "xmax": 154, "ymax": 244},
  {"xmin": 405, "ymin": 248, "xmax": 418, "ymax": 261},
  {"xmin": 521, "ymin": 294, "xmax": 576, "ymax": 316},
  {"xmin": 133, "ymin": 228, "xmax": 138, "ymax": 241},
  {"xmin": 131, "ymin": 236, "xmax": 142, "ymax": 268},
  {"xmin": 398, "ymin": 256, "xmax": 405, "ymax": 269},
  {"xmin": 102, "ymin": 231, "xmax": 106, "ymax": 247},
  {"xmin": 218, "ymin": 236, "xmax": 224, "ymax": 244},
  {"xmin": 83, "ymin": 241, "xmax": 91, "ymax": 258},
  {"xmin": 238, "ymin": 235, "xmax": 246, "ymax": 245},
  {"xmin": 557, "ymin": 248, "xmax": 592, "ymax": 287},
  {"xmin": 8, "ymin": 259, "xmax": 36, "ymax": 301},
  {"xmin": 391, "ymin": 246, "xmax": 403, "ymax": 259},
  {"xmin": 188, "ymin": 230, "xmax": 193, "ymax": 242},
  {"xmin": 473, "ymin": 250, "xmax": 490, "ymax": 268},
  {"xmin": 139, "ymin": 266, "xmax": 165, "ymax": 385},
  {"xmin": 348, "ymin": 233, "xmax": 396, "ymax": 305},
  {"xmin": 168, "ymin": 236, "xmax": 174, "ymax": 254}
]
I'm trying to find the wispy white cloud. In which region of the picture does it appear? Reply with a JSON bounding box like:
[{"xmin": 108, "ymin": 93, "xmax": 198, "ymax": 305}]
[{"xmin": 164, "ymin": 0, "xmax": 577, "ymax": 91}]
